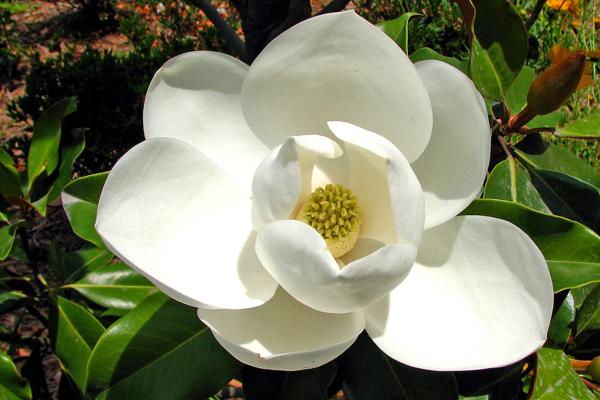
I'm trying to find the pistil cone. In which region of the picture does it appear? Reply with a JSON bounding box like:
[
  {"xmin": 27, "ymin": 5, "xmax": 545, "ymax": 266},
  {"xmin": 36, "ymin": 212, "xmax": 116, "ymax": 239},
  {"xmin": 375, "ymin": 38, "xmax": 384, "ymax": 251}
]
[{"xmin": 508, "ymin": 50, "xmax": 586, "ymax": 131}]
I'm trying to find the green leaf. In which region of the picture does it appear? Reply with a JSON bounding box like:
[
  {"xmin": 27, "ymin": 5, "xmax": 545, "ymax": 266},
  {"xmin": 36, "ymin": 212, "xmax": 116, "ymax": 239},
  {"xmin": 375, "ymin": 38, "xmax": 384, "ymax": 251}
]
[
  {"xmin": 410, "ymin": 47, "xmax": 469, "ymax": 75},
  {"xmin": 0, "ymin": 222, "xmax": 24, "ymax": 261},
  {"xmin": 50, "ymin": 244, "xmax": 113, "ymax": 284},
  {"xmin": 64, "ymin": 262, "xmax": 157, "ymax": 310},
  {"xmin": 548, "ymin": 261, "xmax": 600, "ymax": 292},
  {"xmin": 469, "ymin": 0, "xmax": 527, "ymax": 100},
  {"xmin": 0, "ymin": 282, "xmax": 27, "ymax": 315},
  {"xmin": 556, "ymin": 110, "xmax": 600, "ymax": 138},
  {"xmin": 31, "ymin": 128, "xmax": 86, "ymax": 216},
  {"xmin": 243, "ymin": 363, "xmax": 337, "ymax": 400},
  {"xmin": 0, "ymin": 351, "xmax": 32, "ymax": 400},
  {"xmin": 515, "ymin": 136, "xmax": 600, "ymax": 188},
  {"xmin": 338, "ymin": 332, "xmax": 458, "ymax": 400},
  {"xmin": 483, "ymin": 158, "xmax": 550, "ymax": 213},
  {"xmin": 462, "ymin": 199, "xmax": 600, "ymax": 292},
  {"xmin": 576, "ymin": 285, "xmax": 600, "ymax": 336},
  {"xmin": 51, "ymin": 296, "xmax": 105, "ymax": 393},
  {"xmin": 378, "ymin": 12, "xmax": 421, "ymax": 54},
  {"xmin": 548, "ymin": 293, "xmax": 575, "ymax": 348},
  {"xmin": 0, "ymin": 148, "xmax": 21, "ymax": 197},
  {"xmin": 572, "ymin": 283, "xmax": 598, "ymax": 308},
  {"xmin": 62, "ymin": 172, "xmax": 108, "ymax": 248},
  {"xmin": 27, "ymin": 97, "xmax": 77, "ymax": 189},
  {"xmin": 504, "ymin": 66, "xmax": 561, "ymax": 129},
  {"xmin": 87, "ymin": 292, "xmax": 241, "ymax": 399},
  {"xmin": 522, "ymin": 167, "xmax": 600, "ymax": 232},
  {"xmin": 531, "ymin": 348, "xmax": 595, "ymax": 399}
]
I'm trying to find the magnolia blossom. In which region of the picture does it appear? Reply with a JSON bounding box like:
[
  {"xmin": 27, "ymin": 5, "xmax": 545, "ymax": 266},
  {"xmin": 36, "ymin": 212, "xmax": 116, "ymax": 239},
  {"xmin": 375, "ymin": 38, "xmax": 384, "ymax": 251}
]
[{"xmin": 96, "ymin": 11, "xmax": 553, "ymax": 371}]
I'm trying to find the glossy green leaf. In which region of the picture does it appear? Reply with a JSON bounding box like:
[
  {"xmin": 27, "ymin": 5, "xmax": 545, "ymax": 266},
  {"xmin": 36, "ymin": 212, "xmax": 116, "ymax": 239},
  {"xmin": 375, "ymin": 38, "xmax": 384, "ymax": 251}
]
[
  {"xmin": 0, "ymin": 222, "xmax": 24, "ymax": 261},
  {"xmin": 0, "ymin": 351, "xmax": 32, "ymax": 400},
  {"xmin": 50, "ymin": 244, "xmax": 113, "ymax": 284},
  {"xmin": 469, "ymin": 0, "xmax": 527, "ymax": 100},
  {"xmin": 548, "ymin": 293, "xmax": 575, "ymax": 348},
  {"xmin": 410, "ymin": 47, "xmax": 468, "ymax": 75},
  {"xmin": 531, "ymin": 348, "xmax": 595, "ymax": 399},
  {"xmin": 462, "ymin": 199, "xmax": 600, "ymax": 292},
  {"xmin": 31, "ymin": 128, "xmax": 86, "ymax": 216},
  {"xmin": 572, "ymin": 283, "xmax": 598, "ymax": 308},
  {"xmin": 0, "ymin": 282, "xmax": 27, "ymax": 315},
  {"xmin": 520, "ymin": 165, "xmax": 600, "ymax": 232},
  {"xmin": 51, "ymin": 296, "xmax": 105, "ymax": 393},
  {"xmin": 338, "ymin": 332, "xmax": 458, "ymax": 400},
  {"xmin": 62, "ymin": 172, "xmax": 108, "ymax": 248},
  {"xmin": 459, "ymin": 397, "xmax": 489, "ymax": 400},
  {"xmin": 27, "ymin": 97, "xmax": 77, "ymax": 188},
  {"xmin": 504, "ymin": 66, "xmax": 562, "ymax": 128},
  {"xmin": 515, "ymin": 135, "xmax": 600, "ymax": 188},
  {"xmin": 87, "ymin": 292, "xmax": 241, "ymax": 399},
  {"xmin": 64, "ymin": 262, "xmax": 157, "ymax": 310},
  {"xmin": 483, "ymin": 158, "xmax": 550, "ymax": 213},
  {"xmin": 243, "ymin": 363, "xmax": 337, "ymax": 400},
  {"xmin": 548, "ymin": 262, "xmax": 600, "ymax": 292},
  {"xmin": 556, "ymin": 110, "xmax": 600, "ymax": 138},
  {"xmin": 378, "ymin": 12, "xmax": 421, "ymax": 54},
  {"xmin": 576, "ymin": 285, "xmax": 600, "ymax": 336},
  {"xmin": 0, "ymin": 148, "xmax": 21, "ymax": 197}
]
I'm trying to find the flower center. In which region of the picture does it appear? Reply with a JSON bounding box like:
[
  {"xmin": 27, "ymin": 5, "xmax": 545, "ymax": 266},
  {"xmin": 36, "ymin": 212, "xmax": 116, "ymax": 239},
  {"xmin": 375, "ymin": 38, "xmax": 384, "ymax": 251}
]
[{"xmin": 296, "ymin": 184, "xmax": 361, "ymax": 258}]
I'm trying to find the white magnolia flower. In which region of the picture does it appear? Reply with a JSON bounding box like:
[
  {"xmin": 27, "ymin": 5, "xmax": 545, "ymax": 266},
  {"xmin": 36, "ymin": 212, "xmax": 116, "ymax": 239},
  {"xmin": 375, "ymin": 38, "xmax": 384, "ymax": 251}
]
[{"xmin": 96, "ymin": 11, "xmax": 553, "ymax": 371}]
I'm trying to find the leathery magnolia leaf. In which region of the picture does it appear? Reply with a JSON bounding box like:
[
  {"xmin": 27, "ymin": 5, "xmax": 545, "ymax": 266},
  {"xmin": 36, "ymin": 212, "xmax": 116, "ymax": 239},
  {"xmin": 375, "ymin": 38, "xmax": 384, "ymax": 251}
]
[
  {"xmin": 50, "ymin": 244, "xmax": 114, "ymax": 284},
  {"xmin": 504, "ymin": 66, "xmax": 561, "ymax": 129},
  {"xmin": 338, "ymin": 332, "xmax": 458, "ymax": 400},
  {"xmin": 483, "ymin": 158, "xmax": 550, "ymax": 213},
  {"xmin": 51, "ymin": 296, "xmax": 105, "ymax": 393},
  {"xmin": 378, "ymin": 12, "xmax": 421, "ymax": 54},
  {"xmin": 62, "ymin": 172, "xmax": 108, "ymax": 248},
  {"xmin": 547, "ymin": 293, "xmax": 575, "ymax": 348},
  {"xmin": 576, "ymin": 285, "xmax": 600, "ymax": 336},
  {"xmin": 530, "ymin": 348, "xmax": 595, "ymax": 399},
  {"xmin": 0, "ymin": 148, "xmax": 21, "ymax": 197},
  {"xmin": 556, "ymin": 110, "xmax": 600, "ymax": 138},
  {"xmin": 515, "ymin": 135, "xmax": 600, "ymax": 188},
  {"xmin": 0, "ymin": 351, "xmax": 32, "ymax": 399},
  {"xmin": 242, "ymin": 362, "xmax": 337, "ymax": 400},
  {"xmin": 462, "ymin": 199, "xmax": 600, "ymax": 292},
  {"xmin": 64, "ymin": 262, "xmax": 157, "ymax": 310},
  {"xmin": 522, "ymin": 166, "xmax": 600, "ymax": 233},
  {"xmin": 469, "ymin": 0, "xmax": 527, "ymax": 100},
  {"xmin": 87, "ymin": 292, "xmax": 241, "ymax": 399},
  {"xmin": 0, "ymin": 222, "xmax": 24, "ymax": 261},
  {"xmin": 27, "ymin": 97, "xmax": 77, "ymax": 188},
  {"xmin": 410, "ymin": 47, "xmax": 468, "ymax": 75},
  {"xmin": 0, "ymin": 282, "xmax": 27, "ymax": 314},
  {"xmin": 572, "ymin": 283, "xmax": 598, "ymax": 308}
]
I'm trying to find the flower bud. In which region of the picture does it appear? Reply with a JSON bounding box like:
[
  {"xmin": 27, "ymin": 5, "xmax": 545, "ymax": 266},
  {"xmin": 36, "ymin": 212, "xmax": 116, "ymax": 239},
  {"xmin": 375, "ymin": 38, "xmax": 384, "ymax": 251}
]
[
  {"xmin": 526, "ymin": 50, "xmax": 586, "ymax": 115},
  {"xmin": 587, "ymin": 356, "xmax": 600, "ymax": 382}
]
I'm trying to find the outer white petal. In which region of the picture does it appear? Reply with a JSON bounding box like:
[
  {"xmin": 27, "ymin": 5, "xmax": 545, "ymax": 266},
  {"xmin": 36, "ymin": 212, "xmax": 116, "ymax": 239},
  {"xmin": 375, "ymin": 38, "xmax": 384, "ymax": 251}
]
[
  {"xmin": 252, "ymin": 135, "xmax": 342, "ymax": 228},
  {"xmin": 144, "ymin": 51, "xmax": 269, "ymax": 193},
  {"xmin": 328, "ymin": 121, "xmax": 425, "ymax": 247},
  {"xmin": 96, "ymin": 137, "xmax": 277, "ymax": 310},
  {"xmin": 241, "ymin": 11, "xmax": 433, "ymax": 163},
  {"xmin": 197, "ymin": 288, "xmax": 365, "ymax": 371},
  {"xmin": 365, "ymin": 215, "xmax": 554, "ymax": 371},
  {"xmin": 256, "ymin": 220, "xmax": 417, "ymax": 314},
  {"xmin": 411, "ymin": 60, "xmax": 491, "ymax": 229}
]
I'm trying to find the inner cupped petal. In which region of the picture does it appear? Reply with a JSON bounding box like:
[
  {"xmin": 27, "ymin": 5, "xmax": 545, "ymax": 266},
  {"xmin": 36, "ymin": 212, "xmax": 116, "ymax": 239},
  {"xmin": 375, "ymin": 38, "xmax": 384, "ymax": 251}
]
[{"xmin": 251, "ymin": 135, "xmax": 342, "ymax": 229}]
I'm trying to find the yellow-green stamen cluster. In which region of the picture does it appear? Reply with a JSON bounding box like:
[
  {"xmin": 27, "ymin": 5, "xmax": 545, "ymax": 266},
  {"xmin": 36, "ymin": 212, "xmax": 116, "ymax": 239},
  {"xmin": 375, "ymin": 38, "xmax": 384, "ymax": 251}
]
[{"xmin": 297, "ymin": 184, "xmax": 361, "ymax": 258}]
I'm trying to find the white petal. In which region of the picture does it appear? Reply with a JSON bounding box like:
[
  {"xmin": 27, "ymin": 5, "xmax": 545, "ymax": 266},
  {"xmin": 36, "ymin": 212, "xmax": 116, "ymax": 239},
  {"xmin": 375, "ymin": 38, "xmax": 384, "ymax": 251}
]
[
  {"xmin": 329, "ymin": 121, "xmax": 425, "ymax": 247},
  {"xmin": 365, "ymin": 215, "xmax": 553, "ymax": 371},
  {"xmin": 252, "ymin": 135, "xmax": 342, "ymax": 228},
  {"xmin": 241, "ymin": 11, "xmax": 433, "ymax": 163},
  {"xmin": 256, "ymin": 220, "xmax": 417, "ymax": 314},
  {"xmin": 96, "ymin": 137, "xmax": 277, "ymax": 309},
  {"xmin": 412, "ymin": 60, "xmax": 491, "ymax": 229},
  {"xmin": 144, "ymin": 51, "xmax": 269, "ymax": 193},
  {"xmin": 197, "ymin": 288, "xmax": 365, "ymax": 371}
]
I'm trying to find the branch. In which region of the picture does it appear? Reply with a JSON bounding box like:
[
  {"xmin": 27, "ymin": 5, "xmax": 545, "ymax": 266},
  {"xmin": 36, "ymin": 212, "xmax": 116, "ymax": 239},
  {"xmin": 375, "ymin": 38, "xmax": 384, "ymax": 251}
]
[
  {"xmin": 316, "ymin": 0, "xmax": 351, "ymax": 15},
  {"xmin": 187, "ymin": 0, "xmax": 246, "ymax": 59},
  {"xmin": 526, "ymin": 0, "xmax": 546, "ymax": 29}
]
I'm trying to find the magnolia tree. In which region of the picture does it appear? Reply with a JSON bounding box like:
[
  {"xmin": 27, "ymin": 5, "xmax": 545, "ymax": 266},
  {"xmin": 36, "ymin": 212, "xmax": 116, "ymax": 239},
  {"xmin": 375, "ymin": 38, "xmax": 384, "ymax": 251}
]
[{"xmin": 0, "ymin": 0, "xmax": 599, "ymax": 399}]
